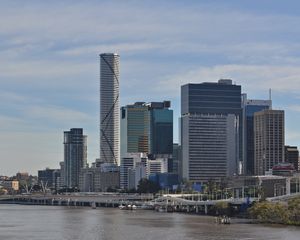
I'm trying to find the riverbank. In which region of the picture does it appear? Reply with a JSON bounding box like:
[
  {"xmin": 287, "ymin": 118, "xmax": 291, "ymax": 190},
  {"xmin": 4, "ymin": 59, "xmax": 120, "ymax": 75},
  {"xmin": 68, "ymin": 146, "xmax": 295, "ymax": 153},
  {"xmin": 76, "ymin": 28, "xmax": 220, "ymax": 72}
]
[{"xmin": 248, "ymin": 197, "xmax": 300, "ymax": 226}]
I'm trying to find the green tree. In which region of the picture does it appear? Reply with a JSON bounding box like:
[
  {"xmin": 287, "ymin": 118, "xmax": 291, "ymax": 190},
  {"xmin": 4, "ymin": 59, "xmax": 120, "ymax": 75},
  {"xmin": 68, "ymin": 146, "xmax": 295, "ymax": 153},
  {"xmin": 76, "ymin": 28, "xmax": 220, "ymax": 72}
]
[
  {"xmin": 214, "ymin": 201, "xmax": 229, "ymax": 215},
  {"xmin": 137, "ymin": 178, "xmax": 160, "ymax": 194},
  {"xmin": 249, "ymin": 201, "xmax": 289, "ymax": 224},
  {"xmin": 288, "ymin": 197, "xmax": 300, "ymax": 223},
  {"xmin": 206, "ymin": 179, "xmax": 216, "ymax": 194}
]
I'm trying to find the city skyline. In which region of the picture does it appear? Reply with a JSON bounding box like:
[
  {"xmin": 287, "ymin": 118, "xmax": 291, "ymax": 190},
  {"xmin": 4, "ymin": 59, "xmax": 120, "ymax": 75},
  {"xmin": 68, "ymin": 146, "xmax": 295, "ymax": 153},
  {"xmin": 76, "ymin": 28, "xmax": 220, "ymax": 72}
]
[{"xmin": 1, "ymin": 1, "xmax": 300, "ymax": 175}]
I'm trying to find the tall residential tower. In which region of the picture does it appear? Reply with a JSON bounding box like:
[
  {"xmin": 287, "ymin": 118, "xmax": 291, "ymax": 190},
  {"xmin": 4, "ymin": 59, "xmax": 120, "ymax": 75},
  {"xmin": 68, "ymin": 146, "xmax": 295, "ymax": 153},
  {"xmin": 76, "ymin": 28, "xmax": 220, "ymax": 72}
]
[
  {"xmin": 254, "ymin": 110, "xmax": 285, "ymax": 175},
  {"xmin": 64, "ymin": 128, "xmax": 87, "ymax": 188},
  {"xmin": 242, "ymin": 95, "xmax": 272, "ymax": 175},
  {"xmin": 100, "ymin": 53, "xmax": 120, "ymax": 165}
]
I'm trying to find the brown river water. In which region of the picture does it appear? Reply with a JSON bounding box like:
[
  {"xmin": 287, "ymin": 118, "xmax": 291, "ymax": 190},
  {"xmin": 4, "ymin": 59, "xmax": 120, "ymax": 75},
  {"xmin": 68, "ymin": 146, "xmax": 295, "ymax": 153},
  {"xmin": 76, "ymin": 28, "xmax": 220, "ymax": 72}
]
[{"xmin": 0, "ymin": 204, "xmax": 299, "ymax": 240}]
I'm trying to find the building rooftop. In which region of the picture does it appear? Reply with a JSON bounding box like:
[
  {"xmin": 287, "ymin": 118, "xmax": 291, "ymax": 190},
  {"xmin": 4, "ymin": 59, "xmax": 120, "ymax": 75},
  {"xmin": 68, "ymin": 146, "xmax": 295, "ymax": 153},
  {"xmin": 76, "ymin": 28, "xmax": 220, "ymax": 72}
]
[{"xmin": 99, "ymin": 53, "xmax": 119, "ymax": 56}]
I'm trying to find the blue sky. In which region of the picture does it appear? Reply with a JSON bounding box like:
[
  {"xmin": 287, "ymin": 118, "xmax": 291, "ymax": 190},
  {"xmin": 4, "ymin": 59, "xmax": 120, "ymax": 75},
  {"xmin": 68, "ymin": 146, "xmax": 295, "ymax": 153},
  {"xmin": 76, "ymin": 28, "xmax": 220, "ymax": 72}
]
[{"xmin": 1, "ymin": 0, "xmax": 300, "ymax": 175}]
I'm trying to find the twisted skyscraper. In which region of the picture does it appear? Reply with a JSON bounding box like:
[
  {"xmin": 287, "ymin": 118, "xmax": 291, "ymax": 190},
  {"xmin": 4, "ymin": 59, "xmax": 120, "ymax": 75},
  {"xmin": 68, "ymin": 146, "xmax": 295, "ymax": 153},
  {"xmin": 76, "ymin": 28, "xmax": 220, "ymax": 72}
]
[{"xmin": 100, "ymin": 53, "xmax": 120, "ymax": 165}]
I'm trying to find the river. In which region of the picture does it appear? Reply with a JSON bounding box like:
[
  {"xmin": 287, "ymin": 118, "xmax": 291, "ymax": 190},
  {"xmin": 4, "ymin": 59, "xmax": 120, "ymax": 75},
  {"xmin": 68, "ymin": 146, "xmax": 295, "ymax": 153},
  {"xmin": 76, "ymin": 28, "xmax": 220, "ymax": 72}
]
[{"xmin": 0, "ymin": 204, "xmax": 299, "ymax": 240}]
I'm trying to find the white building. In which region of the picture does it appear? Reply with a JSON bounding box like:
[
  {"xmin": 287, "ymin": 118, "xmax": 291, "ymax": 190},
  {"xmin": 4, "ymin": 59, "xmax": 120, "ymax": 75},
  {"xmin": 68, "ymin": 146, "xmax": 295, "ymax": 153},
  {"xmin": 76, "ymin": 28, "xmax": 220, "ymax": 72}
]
[
  {"xmin": 100, "ymin": 53, "xmax": 120, "ymax": 165},
  {"xmin": 181, "ymin": 114, "xmax": 239, "ymax": 182},
  {"xmin": 147, "ymin": 158, "xmax": 168, "ymax": 175},
  {"xmin": 120, "ymin": 153, "xmax": 147, "ymax": 189}
]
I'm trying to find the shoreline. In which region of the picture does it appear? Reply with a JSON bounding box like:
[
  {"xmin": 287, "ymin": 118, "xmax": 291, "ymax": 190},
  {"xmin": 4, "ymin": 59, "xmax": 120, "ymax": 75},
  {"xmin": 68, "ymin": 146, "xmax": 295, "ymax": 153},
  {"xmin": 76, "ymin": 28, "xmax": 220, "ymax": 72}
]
[{"xmin": 2, "ymin": 201, "xmax": 300, "ymax": 227}]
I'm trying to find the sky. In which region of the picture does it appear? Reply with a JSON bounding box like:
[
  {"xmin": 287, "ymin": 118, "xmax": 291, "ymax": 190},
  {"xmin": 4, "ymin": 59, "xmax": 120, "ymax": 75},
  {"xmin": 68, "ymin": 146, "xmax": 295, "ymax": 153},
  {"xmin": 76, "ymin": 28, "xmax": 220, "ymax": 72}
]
[{"xmin": 1, "ymin": 0, "xmax": 300, "ymax": 176}]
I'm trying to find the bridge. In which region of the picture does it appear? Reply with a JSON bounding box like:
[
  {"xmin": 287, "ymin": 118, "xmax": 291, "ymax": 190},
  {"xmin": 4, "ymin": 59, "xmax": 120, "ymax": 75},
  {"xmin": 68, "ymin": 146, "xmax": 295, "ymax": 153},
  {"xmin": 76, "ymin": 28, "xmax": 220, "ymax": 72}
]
[
  {"xmin": 150, "ymin": 192, "xmax": 300, "ymax": 214},
  {"xmin": 0, "ymin": 193, "xmax": 154, "ymax": 208},
  {"xmin": 0, "ymin": 192, "xmax": 299, "ymax": 213}
]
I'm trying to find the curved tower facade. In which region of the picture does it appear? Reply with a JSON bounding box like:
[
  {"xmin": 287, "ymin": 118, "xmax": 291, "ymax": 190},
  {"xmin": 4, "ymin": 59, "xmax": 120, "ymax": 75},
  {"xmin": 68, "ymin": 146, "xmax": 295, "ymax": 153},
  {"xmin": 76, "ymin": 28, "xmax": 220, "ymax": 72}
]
[{"xmin": 100, "ymin": 53, "xmax": 120, "ymax": 165}]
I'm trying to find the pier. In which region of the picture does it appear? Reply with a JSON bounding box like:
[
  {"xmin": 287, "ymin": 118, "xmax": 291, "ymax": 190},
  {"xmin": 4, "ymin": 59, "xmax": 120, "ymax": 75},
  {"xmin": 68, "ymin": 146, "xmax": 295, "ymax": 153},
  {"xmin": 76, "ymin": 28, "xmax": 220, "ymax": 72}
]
[
  {"xmin": 1, "ymin": 192, "xmax": 299, "ymax": 214},
  {"xmin": 0, "ymin": 193, "xmax": 154, "ymax": 208}
]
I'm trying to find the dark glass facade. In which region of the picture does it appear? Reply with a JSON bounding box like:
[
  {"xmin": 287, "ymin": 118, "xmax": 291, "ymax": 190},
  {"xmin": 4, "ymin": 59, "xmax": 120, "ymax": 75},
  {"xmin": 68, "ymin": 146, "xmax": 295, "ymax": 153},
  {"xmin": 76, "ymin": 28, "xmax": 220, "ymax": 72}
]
[
  {"xmin": 121, "ymin": 101, "xmax": 173, "ymax": 161},
  {"xmin": 181, "ymin": 82, "xmax": 242, "ymax": 116},
  {"xmin": 149, "ymin": 108, "xmax": 173, "ymax": 156},
  {"xmin": 181, "ymin": 80, "xmax": 242, "ymax": 164}
]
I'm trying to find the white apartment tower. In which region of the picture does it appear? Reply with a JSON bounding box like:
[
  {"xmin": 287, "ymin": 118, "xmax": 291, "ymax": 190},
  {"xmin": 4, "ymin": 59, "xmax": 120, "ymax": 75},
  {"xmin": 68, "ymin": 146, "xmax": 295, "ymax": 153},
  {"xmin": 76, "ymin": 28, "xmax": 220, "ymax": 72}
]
[{"xmin": 100, "ymin": 53, "xmax": 120, "ymax": 165}]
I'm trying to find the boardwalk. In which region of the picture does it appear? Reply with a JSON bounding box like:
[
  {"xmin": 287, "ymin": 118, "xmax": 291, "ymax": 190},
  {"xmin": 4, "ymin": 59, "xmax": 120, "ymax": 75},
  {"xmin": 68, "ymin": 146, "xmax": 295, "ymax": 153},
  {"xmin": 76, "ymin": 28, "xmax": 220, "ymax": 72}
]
[{"xmin": 0, "ymin": 193, "xmax": 154, "ymax": 207}]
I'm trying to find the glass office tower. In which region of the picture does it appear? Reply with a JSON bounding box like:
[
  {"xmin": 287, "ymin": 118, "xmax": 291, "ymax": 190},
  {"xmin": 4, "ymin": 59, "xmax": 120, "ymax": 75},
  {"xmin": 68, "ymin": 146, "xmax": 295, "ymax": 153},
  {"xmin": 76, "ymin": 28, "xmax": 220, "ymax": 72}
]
[
  {"xmin": 121, "ymin": 101, "xmax": 173, "ymax": 159},
  {"xmin": 148, "ymin": 101, "xmax": 173, "ymax": 158},
  {"xmin": 120, "ymin": 102, "xmax": 149, "ymax": 158}
]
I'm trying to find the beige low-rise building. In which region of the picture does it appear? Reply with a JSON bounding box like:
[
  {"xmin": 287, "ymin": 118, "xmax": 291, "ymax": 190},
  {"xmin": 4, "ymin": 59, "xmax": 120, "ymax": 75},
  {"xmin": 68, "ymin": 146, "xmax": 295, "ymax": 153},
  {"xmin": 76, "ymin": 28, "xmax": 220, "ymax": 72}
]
[{"xmin": 1, "ymin": 180, "xmax": 19, "ymax": 193}]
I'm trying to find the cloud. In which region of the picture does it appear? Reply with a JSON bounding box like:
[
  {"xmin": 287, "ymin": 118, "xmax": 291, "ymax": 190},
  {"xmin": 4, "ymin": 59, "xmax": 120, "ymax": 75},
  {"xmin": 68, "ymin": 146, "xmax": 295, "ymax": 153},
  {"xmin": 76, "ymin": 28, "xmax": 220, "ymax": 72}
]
[
  {"xmin": 1, "ymin": 1, "xmax": 300, "ymax": 175},
  {"xmin": 24, "ymin": 105, "xmax": 93, "ymax": 123},
  {"xmin": 158, "ymin": 64, "xmax": 300, "ymax": 97},
  {"xmin": 0, "ymin": 91, "xmax": 29, "ymax": 102},
  {"xmin": 287, "ymin": 105, "xmax": 300, "ymax": 112},
  {"xmin": 0, "ymin": 116, "xmax": 28, "ymax": 131},
  {"xmin": 0, "ymin": 60, "xmax": 94, "ymax": 79},
  {"xmin": 59, "ymin": 42, "xmax": 160, "ymax": 57},
  {"xmin": 1, "ymin": 2, "xmax": 300, "ymax": 60}
]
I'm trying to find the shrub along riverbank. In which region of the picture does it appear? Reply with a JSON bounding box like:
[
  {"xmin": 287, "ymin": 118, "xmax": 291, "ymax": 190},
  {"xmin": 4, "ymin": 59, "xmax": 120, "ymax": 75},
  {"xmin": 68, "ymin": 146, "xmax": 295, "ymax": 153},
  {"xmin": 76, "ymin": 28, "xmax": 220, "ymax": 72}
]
[{"xmin": 248, "ymin": 197, "xmax": 300, "ymax": 226}]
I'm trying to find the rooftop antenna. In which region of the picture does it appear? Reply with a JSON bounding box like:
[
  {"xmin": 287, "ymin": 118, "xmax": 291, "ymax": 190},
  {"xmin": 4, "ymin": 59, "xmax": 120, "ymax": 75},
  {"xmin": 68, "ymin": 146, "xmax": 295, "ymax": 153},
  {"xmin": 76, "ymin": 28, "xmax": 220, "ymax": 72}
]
[{"xmin": 269, "ymin": 88, "xmax": 272, "ymax": 109}]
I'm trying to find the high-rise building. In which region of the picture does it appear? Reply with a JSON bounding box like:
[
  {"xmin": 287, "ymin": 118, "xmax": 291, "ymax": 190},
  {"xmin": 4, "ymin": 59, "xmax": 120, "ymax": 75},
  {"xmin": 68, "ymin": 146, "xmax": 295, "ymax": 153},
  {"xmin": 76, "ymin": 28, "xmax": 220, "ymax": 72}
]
[
  {"xmin": 242, "ymin": 95, "xmax": 272, "ymax": 175},
  {"xmin": 120, "ymin": 102, "xmax": 149, "ymax": 158},
  {"xmin": 147, "ymin": 101, "xmax": 173, "ymax": 158},
  {"xmin": 285, "ymin": 145, "xmax": 299, "ymax": 171},
  {"xmin": 254, "ymin": 110, "xmax": 284, "ymax": 175},
  {"xmin": 120, "ymin": 101, "xmax": 173, "ymax": 159},
  {"xmin": 182, "ymin": 114, "xmax": 239, "ymax": 182},
  {"xmin": 181, "ymin": 80, "xmax": 242, "ymax": 182},
  {"xmin": 64, "ymin": 128, "xmax": 87, "ymax": 188},
  {"xmin": 100, "ymin": 53, "xmax": 120, "ymax": 165}
]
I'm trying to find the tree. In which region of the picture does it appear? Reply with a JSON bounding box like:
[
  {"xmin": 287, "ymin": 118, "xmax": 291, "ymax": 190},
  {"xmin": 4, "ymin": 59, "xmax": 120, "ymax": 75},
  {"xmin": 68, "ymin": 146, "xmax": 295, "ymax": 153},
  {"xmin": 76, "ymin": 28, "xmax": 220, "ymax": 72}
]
[
  {"xmin": 288, "ymin": 197, "xmax": 300, "ymax": 223},
  {"xmin": 214, "ymin": 201, "xmax": 229, "ymax": 215},
  {"xmin": 137, "ymin": 178, "xmax": 160, "ymax": 194},
  {"xmin": 248, "ymin": 201, "xmax": 289, "ymax": 224},
  {"xmin": 205, "ymin": 179, "xmax": 216, "ymax": 194}
]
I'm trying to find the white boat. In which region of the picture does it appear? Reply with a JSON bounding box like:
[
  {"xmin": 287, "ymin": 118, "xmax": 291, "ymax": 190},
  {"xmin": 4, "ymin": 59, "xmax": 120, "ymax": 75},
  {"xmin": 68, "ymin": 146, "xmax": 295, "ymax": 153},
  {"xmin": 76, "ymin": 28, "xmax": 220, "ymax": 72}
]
[
  {"xmin": 119, "ymin": 204, "xmax": 137, "ymax": 210},
  {"xmin": 131, "ymin": 205, "xmax": 137, "ymax": 210},
  {"xmin": 119, "ymin": 204, "xmax": 126, "ymax": 210}
]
